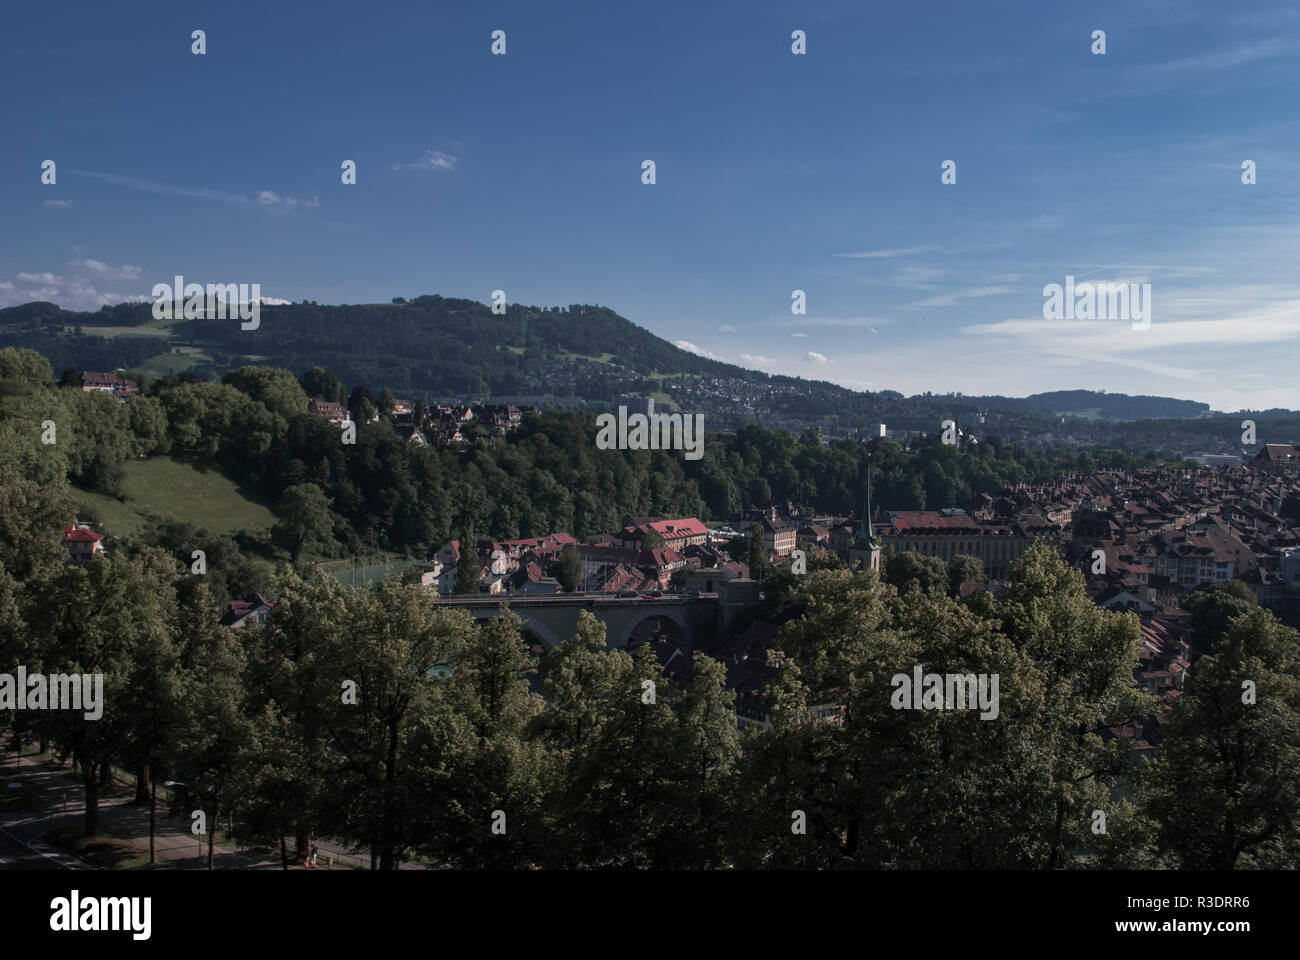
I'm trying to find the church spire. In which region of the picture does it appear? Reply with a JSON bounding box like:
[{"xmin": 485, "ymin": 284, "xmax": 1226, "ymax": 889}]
[{"xmin": 857, "ymin": 460, "xmax": 877, "ymax": 545}]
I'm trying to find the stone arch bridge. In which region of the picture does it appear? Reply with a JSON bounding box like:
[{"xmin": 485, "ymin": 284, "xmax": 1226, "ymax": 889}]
[{"xmin": 430, "ymin": 590, "xmax": 756, "ymax": 651}]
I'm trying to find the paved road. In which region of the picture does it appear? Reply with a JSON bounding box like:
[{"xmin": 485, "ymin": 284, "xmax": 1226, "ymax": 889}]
[
  {"xmin": 0, "ymin": 773, "xmax": 96, "ymax": 871},
  {"xmin": 0, "ymin": 750, "xmax": 425, "ymax": 870}
]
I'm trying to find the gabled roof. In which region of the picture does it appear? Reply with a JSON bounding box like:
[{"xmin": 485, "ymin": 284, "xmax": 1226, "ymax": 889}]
[{"xmin": 61, "ymin": 524, "xmax": 103, "ymax": 543}]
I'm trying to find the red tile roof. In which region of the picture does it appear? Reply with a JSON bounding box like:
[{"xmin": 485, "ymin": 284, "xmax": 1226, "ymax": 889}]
[{"xmin": 62, "ymin": 525, "xmax": 103, "ymax": 543}]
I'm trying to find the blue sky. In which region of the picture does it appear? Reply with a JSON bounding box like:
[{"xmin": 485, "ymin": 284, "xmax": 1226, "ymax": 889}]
[{"xmin": 4, "ymin": 0, "xmax": 1300, "ymax": 412}]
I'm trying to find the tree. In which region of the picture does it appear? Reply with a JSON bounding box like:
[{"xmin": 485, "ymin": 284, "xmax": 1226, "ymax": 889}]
[
  {"xmin": 222, "ymin": 366, "xmax": 309, "ymax": 421},
  {"xmin": 669, "ymin": 563, "xmax": 699, "ymax": 591},
  {"xmin": 882, "ymin": 550, "xmax": 946, "ymax": 595},
  {"xmin": 378, "ymin": 387, "xmax": 396, "ymax": 419},
  {"xmin": 947, "ymin": 554, "xmax": 985, "ymax": 596},
  {"xmin": 168, "ymin": 583, "xmax": 250, "ymax": 869},
  {"xmin": 318, "ymin": 581, "xmax": 475, "ymax": 868},
  {"xmin": 237, "ymin": 567, "xmax": 351, "ymax": 863},
  {"xmin": 1183, "ymin": 580, "xmax": 1259, "ymax": 655},
  {"xmin": 641, "ymin": 527, "xmax": 665, "ymax": 551},
  {"xmin": 25, "ymin": 549, "xmax": 180, "ymax": 836},
  {"xmin": 553, "ymin": 544, "xmax": 583, "ymax": 593},
  {"xmin": 59, "ymin": 366, "xmax": 80, "ymax": 388},
  {"xmin": 721, "ymin": 535, "xmax": 748, "ymax": 564},
  {"xmin": 348, "ymin": 385, "xmax": 375, "ymax": 423},
  {"xmin": 1146, "ymin": 609, "xmax": 1300, "ymax": 868},
  {"xmin": 456, "ymin": 532, "xmax": 480, "ymax": 595},
  {"xmin": 271, "ymin": 483, "xmax": 336, "ymax": 561},
  {"xmin": 300, "ymin": 366, "xmax": 345, "ymax": 405},
  {"xmin": 747, "ymin": 525, "xmax": 770, "ymax": 580},
  {"xmin": 434, "ymin": 610, "xmax": 547, "ymax": 867}
]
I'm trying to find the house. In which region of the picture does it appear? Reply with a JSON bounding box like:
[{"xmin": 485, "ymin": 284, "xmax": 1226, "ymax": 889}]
[
  {"xmin": 619, "ymin": 517, "xmax": 710, "ymax": 552},
  {"xmin": 309, "ymin": 398, "xmax": 348, "ymax": 424},
  {"xmin": 395, "ymin": 423, "xmax": 426, "ymax": 445},
  {"xmin": 760, "ymin": 508, "xmax": 797, "ymax": 557},
  {"xmin": 222, "ymin": 594, "xmax": 275, "ymax": 629},
  {"xmin": 796, "ymin": 523, "xmax": 830, "ymax": 550},
  {"xmin": 1251, "ymin": 443, "xmax": 1300, "ymax": 473},
  {"xmin": 80, "ymin": 371, "xmax": 138, "ymax": 399},
  {"xmin": 60, "ymin": 521, "xmax": 104, "ymax": 565}
]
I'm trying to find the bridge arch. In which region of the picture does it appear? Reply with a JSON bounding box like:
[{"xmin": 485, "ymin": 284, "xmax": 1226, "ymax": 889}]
[
  {"xmin": 468, "ymin": 607, "xmax": 563, "ymax": 651},
  {"xmin": 622, "ymin": 609, "xmax": 688, "ymax": 649}
]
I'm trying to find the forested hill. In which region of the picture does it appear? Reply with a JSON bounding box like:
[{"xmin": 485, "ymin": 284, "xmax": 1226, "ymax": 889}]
[
  {"xmin": 0, "ymin": 296, "xmax": 1220, "ymax": 423},
  {"xmin": 0, "ymin": 296, "xmax": 755, "ymax": 397},
  {"xmin": 976, "ymin": 390, "xmax": 1209, "ymax": 421}
]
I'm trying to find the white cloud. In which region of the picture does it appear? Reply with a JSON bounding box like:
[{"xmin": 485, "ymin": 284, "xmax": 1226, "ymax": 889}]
[
  {"xmin": 393, "ymin": 150, "xmax": 459, "ymax": 172},
  {"xmin": 674, "ymin": 340, "xmax": 725, "ymax": 361},
  {"xmin": 43, "ymin": 199, "xmax": 72, "ymax": 208},
  {"xmin": 3, "ymin": 260, "xmax": 154, "ymax": 310},
  {"xmin": 67, "ymin": 260, "xmax": 142, "ymax": 280},
  {"xmin": 739, "ymin": 353, "xmax": 774, "ymax": 365},
  {"xmin": 806, "ymin": 351, "xmax": 831, "ymax": 364},
  {"xmin": 258, "ymin": 190, "xmax": 281, "ymax": 205},
  {"xmin": 791, "ymin": 332, "xmax": 808, "ymax": 338},
  {"xmin": 260, "ymin": 297, "xmax": 292, "ymax": 305},
  {"xmin": 718, "ymin": 324, "xmax": 738, "ymax": 333}
]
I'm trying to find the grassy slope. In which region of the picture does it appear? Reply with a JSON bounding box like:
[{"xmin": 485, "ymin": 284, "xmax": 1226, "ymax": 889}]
[{"xmin": 73, "ymin": 458, "xmax": 276, "ymax": 538}]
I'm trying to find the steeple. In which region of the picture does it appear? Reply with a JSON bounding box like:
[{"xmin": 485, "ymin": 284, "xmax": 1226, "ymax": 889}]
[
  {"xmin": 849, "ymin": 459, "xmax": 882, "ymax": 573},
  {"xmin": 857, "ymin": 461, "xmax": 877, "ymax": 546}
]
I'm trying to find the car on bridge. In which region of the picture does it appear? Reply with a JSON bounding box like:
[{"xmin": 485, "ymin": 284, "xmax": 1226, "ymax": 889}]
[
  {"xmin": 616, "ymin": 591, "xmax": 639, "ymax": 598},
  {"xmin": 642, "ymin": 591, "xmax": 663, "ymax": 599}
]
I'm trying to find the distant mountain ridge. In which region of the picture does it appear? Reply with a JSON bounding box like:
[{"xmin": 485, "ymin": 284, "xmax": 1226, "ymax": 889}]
[{"xmin": 0, "ymin": 296, "xmax": 1219, "ymax": 421}]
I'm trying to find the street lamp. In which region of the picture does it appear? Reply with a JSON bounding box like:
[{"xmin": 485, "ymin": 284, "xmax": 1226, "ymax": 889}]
[{"xmin": 163, "ymin": 780, "xmax": 206, "ymax": 869}]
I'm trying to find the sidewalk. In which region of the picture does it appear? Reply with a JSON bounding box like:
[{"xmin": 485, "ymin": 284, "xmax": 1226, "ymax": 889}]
[{"xmin": 3, "ymin": 747, "xmax": 386, "ymax": 870}]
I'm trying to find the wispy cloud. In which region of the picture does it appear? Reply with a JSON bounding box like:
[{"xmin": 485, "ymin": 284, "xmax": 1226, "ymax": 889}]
[
  {"xmin": 914, "ymin": 286, "xmax": 1012, "ymax": 308},
  {"xmin": 1140, "ymin": 36, "xmax": 1300, "ymax": 78},
  {"xmin": 833, "ymin": 246, "xmax": 936, "ymax": 259},
  {"xmin": 70, "ymin": 169, "xmax": 249, "ymax": 205},
  {"xmin": 888, "ymin": 265, "xmax": 947, "ymax": 290},
  {"xmin": 392, "ymin": 150, "xmax": 459, "ymax": 172},
  {"xmin": 718, "ymin": 323, "xmax": 738, "ymax": 333},
  {"xmin": 68, "ymin": 169, "xmax": 318, "ymax": 211},
  {"xmin": 789, "ymin": 315, "xmax": 888, "ymax": 330},
  {"xmin": 806, "ymin": 351, "xmax": 831, "ymax": 364},
  {"xmin": 42, "ymin": 199, "xmax": 72, "ymax": 208},
  {"xmin": 739, "ymin": 353, "xmax": 774, "ymax": 365},
  {"xmin": 258, "ymin": 190, "xmax": 319, "ymax": 208}
]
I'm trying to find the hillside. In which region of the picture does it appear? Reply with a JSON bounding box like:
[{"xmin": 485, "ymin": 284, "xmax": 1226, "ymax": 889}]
[
  {"xmin": 72, "ymin": 457, "xmax": 276, "ymax": 539},
  {"xmin": 0, "ymin": 297, "xmax": 1233, "ymax": 427}
]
